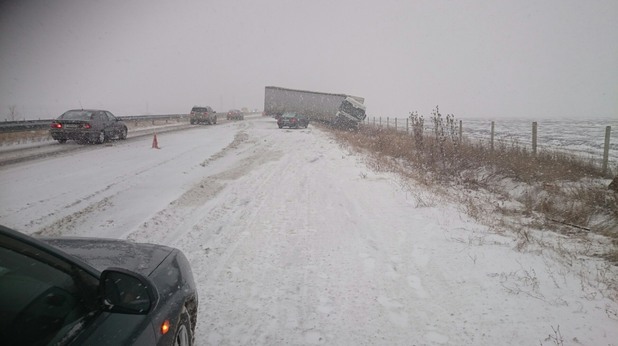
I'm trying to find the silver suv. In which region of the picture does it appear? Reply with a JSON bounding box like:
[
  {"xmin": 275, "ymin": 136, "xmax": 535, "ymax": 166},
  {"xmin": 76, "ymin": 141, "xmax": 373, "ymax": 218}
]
[{"xmin": 189, "ymin": 106, "xmax": 217, "ymax": 125}]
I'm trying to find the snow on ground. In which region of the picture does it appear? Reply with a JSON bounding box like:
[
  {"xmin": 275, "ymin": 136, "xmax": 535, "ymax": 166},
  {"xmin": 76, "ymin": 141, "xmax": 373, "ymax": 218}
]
[{"xmin": 0, "ymin": 115, "xmax": 616, "ymax": 345}]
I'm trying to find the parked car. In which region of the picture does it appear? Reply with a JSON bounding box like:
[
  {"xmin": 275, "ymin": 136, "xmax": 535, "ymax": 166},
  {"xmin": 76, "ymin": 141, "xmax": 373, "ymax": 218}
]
[
  {"xmin": 50, "ymin": 109, "xmax": 128, "ymax": 144},
  {"xmin": 0, "ymin": 224, "xmax": 198, "ymax": 346},
  {"xmin": 189, "ymin": 106, "xmax": 217, "ymax": 125},
  {"xmin": 226, "ymin": 109, "xmax": 244, "ymax": 120},
  {"xmin": 277, "ymin": 112, "xmax": 309, "ymax": 129}
]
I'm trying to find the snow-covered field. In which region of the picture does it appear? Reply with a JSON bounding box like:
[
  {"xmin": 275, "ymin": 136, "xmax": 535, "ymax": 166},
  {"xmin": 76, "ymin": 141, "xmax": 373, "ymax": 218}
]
[
  {"xmin": 0, "ymin": 115, "xmax": 616, "ymax": 345},
  {"xmin": 365, "ymin": 116, "xmax": 618, "ymax": 166}
]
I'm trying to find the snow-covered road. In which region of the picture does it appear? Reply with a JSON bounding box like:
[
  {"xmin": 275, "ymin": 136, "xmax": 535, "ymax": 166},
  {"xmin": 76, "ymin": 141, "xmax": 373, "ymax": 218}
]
[{"xmin": 1, "ymin": 115, "xmax": 616, "ymax": 345}]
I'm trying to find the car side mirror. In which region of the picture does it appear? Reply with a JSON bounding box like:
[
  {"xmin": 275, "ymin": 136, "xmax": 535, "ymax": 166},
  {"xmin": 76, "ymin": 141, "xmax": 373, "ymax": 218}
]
[{"xmin": 99, "ymin": 268, "xmax": 158, "ymax": 315}]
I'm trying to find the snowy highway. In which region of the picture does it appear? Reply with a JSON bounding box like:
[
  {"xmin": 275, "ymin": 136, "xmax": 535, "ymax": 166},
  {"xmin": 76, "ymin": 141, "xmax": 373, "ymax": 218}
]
[{"xmin": 1, "ymin": 115, "xmax": 616, "ymax": 345}]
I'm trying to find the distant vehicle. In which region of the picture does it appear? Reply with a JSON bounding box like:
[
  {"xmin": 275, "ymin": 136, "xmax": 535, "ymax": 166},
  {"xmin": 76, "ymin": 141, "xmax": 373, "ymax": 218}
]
[
  {"xmin": 0, "ymin": 224, "xmax": 198, "ymax": 346},
  {"xmin": 277, "ymin": 112, "xmax": 309, "ymax": 129},
  {"xmin": 264, "ymin": 86, "xmax": 366, "ymax": 127},
  {"xmin": 226, "ymin": 109, "xmax": 244, "ymax": 120},
  {"xmin": 50, "ymin": 109, "xmax": 128, "ymax": 144},
  {"xmin": 189, "ymin": 106, "xmax": 217, "ymax": 125}
]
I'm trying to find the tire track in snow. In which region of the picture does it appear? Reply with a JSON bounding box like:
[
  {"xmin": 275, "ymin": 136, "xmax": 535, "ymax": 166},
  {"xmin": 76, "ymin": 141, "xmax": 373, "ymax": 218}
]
[
  {"xmin": 124, "ymin": 128, "xmax": 283, "ymax": 244},
  {"xmin": 9, "ymin": 127, "xmax": 240, "ymax": 234}
]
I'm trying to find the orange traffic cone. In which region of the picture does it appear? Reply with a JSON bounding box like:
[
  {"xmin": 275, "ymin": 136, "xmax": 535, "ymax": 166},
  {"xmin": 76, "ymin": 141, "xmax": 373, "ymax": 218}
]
[{"xmin": 152, "ymin": 132, "xmax": 160, "ymax": 149}]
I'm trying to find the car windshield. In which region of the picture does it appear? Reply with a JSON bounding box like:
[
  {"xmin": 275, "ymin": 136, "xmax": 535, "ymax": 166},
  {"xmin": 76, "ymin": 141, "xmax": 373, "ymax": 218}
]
[
  {"xmin": 59, "ymin": 110, "xmax": 93, "ymax": 120},
  {"xmin": 0, "ymin": 233, "xmax": 99, "ymax": 344},
  {"xmin": 282, "ymin": 113, "xmax": 296, "ymax": 118}
]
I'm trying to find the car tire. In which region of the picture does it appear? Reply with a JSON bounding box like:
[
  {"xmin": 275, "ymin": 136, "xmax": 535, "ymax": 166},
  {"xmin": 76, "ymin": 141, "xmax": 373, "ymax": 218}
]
[
  {"xmin": 95, "ymin": 131, "xmax": 105, "ymax": 144},
  {"xmin": 213, "ymin": 116, "xmax": 217, "ymax": 124},
  {"xmin": 174, "ymin": 307, "xmax": 193, "ymax": 346},
  {"xmin": 119, "ymin": 127, "xmax": 128, "ymax": 140},
  {"xmin": 278, "ymin": 125, "xmax": 283, "ymax": 128},
  {"xmin": 190, "ymin": 119, "xmax": 195, "ymax": 125},
  {"xmin": 57, "ymin": 139, "xmax": 67, "ymax": 144}
]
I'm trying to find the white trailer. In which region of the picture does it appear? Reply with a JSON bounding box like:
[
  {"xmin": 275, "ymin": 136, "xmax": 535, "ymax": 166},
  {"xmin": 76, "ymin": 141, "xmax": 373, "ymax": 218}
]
[{"xmin": 264, "ymin": 86, "xmax": 366, "ymax": 126}]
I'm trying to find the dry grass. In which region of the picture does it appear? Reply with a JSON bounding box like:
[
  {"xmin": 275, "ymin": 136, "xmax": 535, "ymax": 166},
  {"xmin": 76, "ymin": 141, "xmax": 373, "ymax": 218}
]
[
  {"xmin": 320, "ymin": 111, "xmax": 618, "ymax": 266},
  {"xmin": 0, "ymin": 129, "xmax": 51, "ymax": 146}
]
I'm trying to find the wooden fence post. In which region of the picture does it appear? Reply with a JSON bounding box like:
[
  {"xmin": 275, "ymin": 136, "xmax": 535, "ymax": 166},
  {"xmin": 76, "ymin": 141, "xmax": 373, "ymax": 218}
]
[
  {"xmin": 373, "ymin": 117, "xmax": 376, "ymax": 127},
  {"xmin": 459, "ymin": 120, "xmax": 462, "ymax": 142},
  {"xmin": 532, "ymin": 122, "xmax": 538, "ymax": 156},
  {"xmin": 491, "ymin": 121, "xmax": 495, "ymax": 151},
  {"xmin": 602, "ymin": 125, "xmax": 611, "ymax": 175},
  {"xmin": 406, "ymin": 118, "xmax": 409, "ymax": 133},
  {"xmin": 379, "ymin": 117, "xmax": 382, "ymax": 127}
]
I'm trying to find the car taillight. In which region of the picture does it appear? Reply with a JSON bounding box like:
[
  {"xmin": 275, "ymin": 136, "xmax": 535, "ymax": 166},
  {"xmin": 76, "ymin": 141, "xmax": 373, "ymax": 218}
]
[
  {"xmin": 160, "ymin": 320, "xmax": 170, "ymax": 335},
  {"xmin": 51, "ymin": 123, "xmax": 62, "ymax": 129},
  {"xmin": 291, "ymin": 118, "xmax": 297, "ymax": 122},
  {"xmin": 83, "ymin": 123, "xmax": 92, "ymax": 129}
]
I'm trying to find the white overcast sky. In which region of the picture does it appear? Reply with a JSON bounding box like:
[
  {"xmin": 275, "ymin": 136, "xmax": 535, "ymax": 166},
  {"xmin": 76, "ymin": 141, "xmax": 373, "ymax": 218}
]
[{"xmin": 1, "ymin": 0, "xmax": 616, "ymax": 120}]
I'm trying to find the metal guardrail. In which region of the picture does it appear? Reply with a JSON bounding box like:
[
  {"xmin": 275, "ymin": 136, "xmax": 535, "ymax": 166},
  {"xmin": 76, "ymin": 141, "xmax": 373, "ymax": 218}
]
[{"xmin": 0, "ymin": 114, "xmax": 188, "ymax": 133}]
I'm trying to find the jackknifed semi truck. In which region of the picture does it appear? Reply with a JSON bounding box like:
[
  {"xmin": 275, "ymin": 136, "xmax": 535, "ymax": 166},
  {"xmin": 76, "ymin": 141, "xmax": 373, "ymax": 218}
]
[{"xmin": 263, "ymin": 86, "xmax": 367, "ymax": 126}]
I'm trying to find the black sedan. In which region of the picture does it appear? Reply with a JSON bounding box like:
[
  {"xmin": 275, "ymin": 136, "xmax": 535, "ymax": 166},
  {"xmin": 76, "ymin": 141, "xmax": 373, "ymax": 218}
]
[
  {"xmin": 50, "ymin": 109, "xmax": 128, "ymax": 144},
  {"xmin": 277, "ymin": 112, "xmax": 309, "ymax": 129},
  {"xmin": 0, "ymin": 225, "xmax": 198, "ymax": 346}
]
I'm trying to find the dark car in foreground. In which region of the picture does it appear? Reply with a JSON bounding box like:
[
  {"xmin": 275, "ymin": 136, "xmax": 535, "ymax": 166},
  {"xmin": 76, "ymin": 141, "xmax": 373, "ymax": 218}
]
[
  {"xmin": 50, "ymin": 109, "xmax": 128, "ymax": 144},
  {"xmin": 226, "ymin": 109, "xmax": 244, "ymax": 120},
  {"xmin": 277, "ymin": 112, "xmax": 309, "ymax": 129},
  {"xmin": 189, "ymin": 106, "xmax": 217, "ymax": 125},
  {"xmin": 0, "ymin": 225, "xmax": 198, "ymax": 346}
]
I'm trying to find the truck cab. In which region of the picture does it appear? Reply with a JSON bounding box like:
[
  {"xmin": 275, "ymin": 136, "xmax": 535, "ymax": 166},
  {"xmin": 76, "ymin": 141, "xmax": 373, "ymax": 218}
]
[{"xmin": 336, "ymin": 97, "xmax": 367, "ymax": 124}]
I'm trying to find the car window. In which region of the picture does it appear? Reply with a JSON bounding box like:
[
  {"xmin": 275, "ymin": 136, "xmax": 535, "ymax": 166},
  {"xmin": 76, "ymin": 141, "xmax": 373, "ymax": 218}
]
[
  {"xmin": 0, "ymin": 234, "xmax": 99, "ymax": 345},
  {"xmin": 105, "ymin": 111, "xmax": 116, "ymax": 121},
  {"xmin": 92, "ymin": 112, "xmax": 106, "ymax": 122},
  {"xmin": 60, "ymin": 110, "xmax": 92, "ymax": 120}
]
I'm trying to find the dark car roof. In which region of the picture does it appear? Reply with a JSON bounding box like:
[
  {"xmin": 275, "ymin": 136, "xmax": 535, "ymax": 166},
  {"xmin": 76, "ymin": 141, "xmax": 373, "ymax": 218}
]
[
  {"xmin": 58, "ymin": 109, "xmax": 121, "ymax": 121},
  {"xmin": 66, "ymin": 109, "xmax": 108, "ymax": 112},
  {"xmin": 282, "ymin": 112, "xmax": 306, "ymax": 117},
  {"xmin": 192, "ymin": 106, "xmax": 212, "ymax": 111}
]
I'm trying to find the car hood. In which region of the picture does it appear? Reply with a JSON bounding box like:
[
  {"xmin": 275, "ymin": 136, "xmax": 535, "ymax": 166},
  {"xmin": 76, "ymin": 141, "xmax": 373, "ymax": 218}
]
[{"xmin": 41, "ymin": 237, "xmax": 174, "ymax": 277}]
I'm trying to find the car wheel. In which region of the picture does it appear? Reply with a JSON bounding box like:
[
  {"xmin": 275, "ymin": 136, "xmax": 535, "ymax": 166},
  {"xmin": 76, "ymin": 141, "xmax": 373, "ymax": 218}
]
[
  {"xmin": 95, "ymin": 131, "xmax": 105, "ymax": 144},
  {"xmin": 57, "ymin": 139, "xmax": 67, "ymax": 144},
  {"xmin": 174, "ymin": 307, "xmax": 193, "ymax": 346},
  {"xmin": 119, "ymin": 127, "xmax": 128, "ymax": 140},
  {"xmin": 278, "ymin": 125, "xmax": 283, "ymax": 128},
  {"xmin": 213, "ymin": 116, "xmax": 217, "ymax": 124},
  {"xmin": 190, "ymin": 119, "xmax": 195, "ymax": 125}
]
